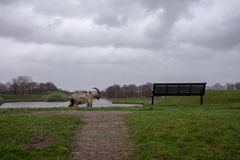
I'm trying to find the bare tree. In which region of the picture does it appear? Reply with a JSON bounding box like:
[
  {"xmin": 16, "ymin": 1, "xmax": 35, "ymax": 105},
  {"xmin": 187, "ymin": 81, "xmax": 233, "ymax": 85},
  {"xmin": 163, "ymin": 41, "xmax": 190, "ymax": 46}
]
[
  {"xmin": 211, "ymin": 83, "xmax": 225, "ymax": 90},
  {"xmin": 226, "ymin": 83, "xmax": 235, "ymax": 90},
  {"xmin": 8, "ymin": 75, "xmax": 33, "ymax": 94},
  {"xmin": 235, "ymin": 82, "xmax": 240, "ymax": 90},
  {"xmin": 122, "ymin": 85, "xmax": 129, "ymax": 98},
  {"xmin": 16, "ymin": 75, "xmax": 33, "ymax": 94},
  {"xmin": 103, "ymin": 83, "xmax": 153, "ymax": 98},
  {"xmin": 0, "ymin": 83, "xmax": 8, "ymax": 93},
  {"xmin": 139, "ymin": 83, "xmax": 152, "ymax": 97},
  {"xmin": 1, "ymin": 75, "xmax": 60, "ymax": 95},
  {"xmin": 128, "ymin": 84, "xmax": 138, "ymax": 97},
  {"xmin": 105, "ymin": 84, "xmax": 123, "ymax": 98},
  {"xmin": 29, "ymin": 82, "xmax": 38, "ymax": 94},
  {"xmin": 10, "ymin": 78, "xmax": 18, "ymax": 94},
  {"xmin": 45, "ymin": 82, "xmax": 58, "ymax": 91}
]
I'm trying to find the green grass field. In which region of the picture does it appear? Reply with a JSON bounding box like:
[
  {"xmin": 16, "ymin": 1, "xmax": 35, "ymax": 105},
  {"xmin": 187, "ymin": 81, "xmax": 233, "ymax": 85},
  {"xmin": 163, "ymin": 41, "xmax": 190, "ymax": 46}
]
[
  {"xmin": 123, "ymin": 90, "xmax": 240, "ymax": 160},
  {"xmin": 0, "ymin": 112, "xmax": 80, "ymax": 160},
  {"xmin": 112, "ymin": 90, "xmax": 240, "ymax": 105},
  {"xmin": 111, "ymin": 97, "xmax": 151, "ymax": 104},
  {"xmin": 0, "ymin": 90, "xmax": 240, "ymax": 159}
]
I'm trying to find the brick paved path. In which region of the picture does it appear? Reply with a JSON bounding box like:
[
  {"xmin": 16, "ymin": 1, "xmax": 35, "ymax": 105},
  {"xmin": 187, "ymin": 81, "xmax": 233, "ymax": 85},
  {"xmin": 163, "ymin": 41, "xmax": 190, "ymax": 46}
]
[{"xmin": 71, "ymin": 111, "xmax": 135, "ymax": 160}]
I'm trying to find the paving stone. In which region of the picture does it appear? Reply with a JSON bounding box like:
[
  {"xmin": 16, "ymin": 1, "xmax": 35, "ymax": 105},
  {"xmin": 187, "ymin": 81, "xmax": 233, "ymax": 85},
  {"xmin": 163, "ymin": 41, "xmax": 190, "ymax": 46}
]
[{"xmin": 71, "ymin": 111, "xmax": 135, "ymax": 160}]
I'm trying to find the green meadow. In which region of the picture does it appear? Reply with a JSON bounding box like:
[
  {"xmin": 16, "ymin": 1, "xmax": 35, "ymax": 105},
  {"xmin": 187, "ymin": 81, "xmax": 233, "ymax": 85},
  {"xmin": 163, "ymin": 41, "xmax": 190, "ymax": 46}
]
[
  {"xmin": 0, "ymin": 113, "xmax": 80, "ymax": 160},
  {"xmin": 0, "ymin": 90, "xmax": 240, "ymax": 159},
  {"xmin": 123, "ymin": 90, "xmax": 240, "ymax": 160}
]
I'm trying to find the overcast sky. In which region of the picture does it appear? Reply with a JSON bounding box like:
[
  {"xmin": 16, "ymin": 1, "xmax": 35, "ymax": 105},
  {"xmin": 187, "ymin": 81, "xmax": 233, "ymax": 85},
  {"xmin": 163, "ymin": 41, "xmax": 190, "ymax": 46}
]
[{"xmin": 0, "ymin": 0, "xmax": 240, "ymax": 91}]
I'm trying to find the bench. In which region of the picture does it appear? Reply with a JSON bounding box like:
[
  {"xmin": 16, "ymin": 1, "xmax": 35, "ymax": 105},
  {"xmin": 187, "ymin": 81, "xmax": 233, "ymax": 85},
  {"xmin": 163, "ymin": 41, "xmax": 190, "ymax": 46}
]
[{"xmin": 152, "ymin": 83, "xmax": 207, "ymax": 105}]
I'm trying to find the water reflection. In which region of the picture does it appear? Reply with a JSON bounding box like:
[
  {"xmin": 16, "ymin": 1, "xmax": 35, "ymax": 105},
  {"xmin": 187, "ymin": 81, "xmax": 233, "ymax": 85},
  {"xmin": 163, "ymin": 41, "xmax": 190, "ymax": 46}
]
[{"xmin": 0, "ymin": 99, "xmax": 142, "ymax": 108}]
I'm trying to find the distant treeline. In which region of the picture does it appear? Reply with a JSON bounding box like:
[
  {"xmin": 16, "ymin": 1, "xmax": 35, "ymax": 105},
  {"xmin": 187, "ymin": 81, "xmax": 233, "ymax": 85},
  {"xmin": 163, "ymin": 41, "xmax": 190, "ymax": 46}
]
[
  {"xmin": 0, "ymin": 75, "xmax": 59, "ymax": 95},
  {"xmin": 1, "ymin": 75, "xmax": 240, "ymax": 97},
  {"xmin": 102, "ymin": 83, "xmax": 153, "ymax": 98},
  {"xmin": 101, "ymin": 82, "xmax": 240, "ymax": 98},
  {"xmin": 207, "ymin": 82, "xmax": 240, "ymax": 90}
]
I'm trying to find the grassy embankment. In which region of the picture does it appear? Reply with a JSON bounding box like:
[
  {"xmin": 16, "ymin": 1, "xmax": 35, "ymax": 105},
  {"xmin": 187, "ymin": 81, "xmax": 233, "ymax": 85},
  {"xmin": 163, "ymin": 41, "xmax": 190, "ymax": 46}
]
[
  {"xmin": 122, "ymin": 90, "xmax": 240, "ymax": 160},
  {"xmin": 0, "ymin": 91, "xmax": 68, "ymax": 102},
  {"xmin": 0, "ymin": 112, "xmax": 80, "ymax": 160}
]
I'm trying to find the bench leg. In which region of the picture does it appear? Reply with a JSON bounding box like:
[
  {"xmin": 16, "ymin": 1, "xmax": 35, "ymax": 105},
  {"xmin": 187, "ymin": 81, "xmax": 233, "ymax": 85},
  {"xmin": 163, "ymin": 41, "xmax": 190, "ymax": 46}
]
[
  {"xmin": 200, "ymin": 96, "xmax": 203, "ymax": 105},
  {"xmin": 152, "ymin": 96, "xmax": 154, "ymax": 105}
]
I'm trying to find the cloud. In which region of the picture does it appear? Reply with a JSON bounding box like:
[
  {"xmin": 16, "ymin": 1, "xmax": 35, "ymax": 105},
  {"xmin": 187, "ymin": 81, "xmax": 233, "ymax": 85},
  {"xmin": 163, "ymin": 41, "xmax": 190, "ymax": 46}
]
[
  {"xmin": 0, "ymin": 0, "xmax": 199, "ymax": 49},
  {"xmin": 94, "ymin": 14, "xmax": 128, "ymax": 27},
  {"xmin": 0, "ymin": 0, "xmax": 240, "ymax": 90},
  {"xmin": 174, "ymin": 0, "xmax": 240, "ymax": 50}
]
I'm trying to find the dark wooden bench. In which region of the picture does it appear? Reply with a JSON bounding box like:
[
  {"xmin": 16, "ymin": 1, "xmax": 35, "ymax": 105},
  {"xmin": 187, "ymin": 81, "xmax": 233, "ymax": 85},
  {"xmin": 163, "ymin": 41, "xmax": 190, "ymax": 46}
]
[{"xmin": 152, "ymin": 83, "xmax": 207, "ymax": 105}]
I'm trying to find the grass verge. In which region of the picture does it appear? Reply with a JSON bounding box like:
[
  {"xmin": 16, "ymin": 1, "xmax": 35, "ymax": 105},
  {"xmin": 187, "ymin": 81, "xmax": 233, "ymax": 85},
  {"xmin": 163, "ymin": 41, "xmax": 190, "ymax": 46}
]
[
  {"xmin": 0, "ymin": 112, "xmax": 80, "ymax": 160},
  {"xmin": 126, "ymin": 106, "xmax": 240, "ymax": 160}
]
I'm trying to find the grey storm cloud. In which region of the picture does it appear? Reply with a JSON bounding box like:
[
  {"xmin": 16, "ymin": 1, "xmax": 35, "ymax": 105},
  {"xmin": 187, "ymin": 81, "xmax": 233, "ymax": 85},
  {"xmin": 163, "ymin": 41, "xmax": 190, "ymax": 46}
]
[
  {"xmin": 0, "ymin": 0, "xmax": 240, "ymax": 90},
  {"xmin": 0, "ymin": 0, "xmax": 200, "ymax": 49},
  {"xmin": 174, "ymin": 0, "xmax": 240, "ymax": 50}
]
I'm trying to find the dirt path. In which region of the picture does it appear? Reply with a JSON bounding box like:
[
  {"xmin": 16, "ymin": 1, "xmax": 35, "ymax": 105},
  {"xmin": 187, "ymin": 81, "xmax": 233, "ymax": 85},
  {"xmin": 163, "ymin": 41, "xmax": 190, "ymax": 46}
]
[{"xmin": 71, "ymin": 111, "xmax": 135, "ymax": 160}]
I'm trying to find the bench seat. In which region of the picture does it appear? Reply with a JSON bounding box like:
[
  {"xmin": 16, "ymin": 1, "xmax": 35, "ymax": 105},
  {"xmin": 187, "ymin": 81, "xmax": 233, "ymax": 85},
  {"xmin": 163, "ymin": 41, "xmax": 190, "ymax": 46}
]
[{"xmin": 152, "ymin": 83, "xmax": 207, "ymax": 105}]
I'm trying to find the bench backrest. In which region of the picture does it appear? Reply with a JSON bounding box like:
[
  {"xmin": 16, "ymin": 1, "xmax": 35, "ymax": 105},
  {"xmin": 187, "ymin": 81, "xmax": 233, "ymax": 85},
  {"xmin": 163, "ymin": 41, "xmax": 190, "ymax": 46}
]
[{"xmin": 152, "ymin": 83, "xmax": 207, "ymax": 96}]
